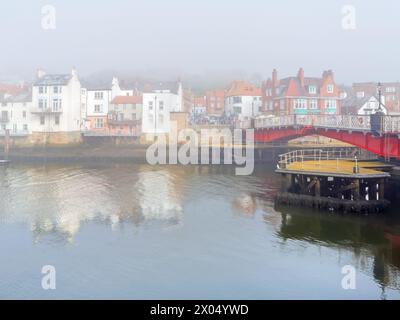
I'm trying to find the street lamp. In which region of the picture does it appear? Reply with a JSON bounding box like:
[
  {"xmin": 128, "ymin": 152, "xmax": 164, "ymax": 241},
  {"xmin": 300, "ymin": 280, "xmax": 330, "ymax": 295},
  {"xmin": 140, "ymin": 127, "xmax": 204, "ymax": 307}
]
[{"xmin": 154, "ymin": 95, "xmax": 157, "ymax": 141}]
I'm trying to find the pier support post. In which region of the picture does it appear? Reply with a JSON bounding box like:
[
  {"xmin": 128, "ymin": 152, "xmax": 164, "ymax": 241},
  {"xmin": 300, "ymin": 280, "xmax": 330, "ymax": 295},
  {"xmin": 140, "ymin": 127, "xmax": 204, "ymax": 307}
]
[{"xmin": 352, "ymin": 179, "xmax": 360, "ymax": 201}]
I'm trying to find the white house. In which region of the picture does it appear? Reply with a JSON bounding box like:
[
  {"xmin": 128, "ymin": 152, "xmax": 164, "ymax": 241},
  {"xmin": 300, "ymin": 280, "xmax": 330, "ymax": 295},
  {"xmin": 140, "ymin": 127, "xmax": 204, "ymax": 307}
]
[
  {"xmin": 142, "ymin": 81, "xmax": 183, "ymax": 134},
  {"xmin": 85, "ymin": 87, "xmax": 112, "ymax": 131},
  {"xmin": 31, "ymin": 68, "xmax": 83, "ymax": 134},
  {"xmin": 342, "ymin": 95, "xmax": 387, "ymax": 115},
  {"xmin": 111, "ymin": 77, "xmax": 134, "ymax": 98},
  {"xmin": 0, "ymin": 90, "xmax": 32, "ymax": 136},
  {"xmin": 224, "ymin": 81, "xmax": 262, "ymax": 120}
]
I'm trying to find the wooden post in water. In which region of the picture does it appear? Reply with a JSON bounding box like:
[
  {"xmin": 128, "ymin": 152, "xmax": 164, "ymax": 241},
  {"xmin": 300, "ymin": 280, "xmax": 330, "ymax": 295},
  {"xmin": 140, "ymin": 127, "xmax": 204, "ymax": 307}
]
[
  {"xmin": 378, "ymin": 178, "xmax": 385, "ymax": 200},
  {"xmin": 352, "ymin": 179, "xmax": 360, "ymax": 201}
]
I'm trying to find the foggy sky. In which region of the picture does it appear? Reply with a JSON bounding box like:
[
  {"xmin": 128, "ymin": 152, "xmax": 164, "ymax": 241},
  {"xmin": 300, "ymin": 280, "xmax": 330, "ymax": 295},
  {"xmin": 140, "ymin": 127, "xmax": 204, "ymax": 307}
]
[{"xmin": 1, "ymin": 0, "xmax": 399, "ymax": 84}]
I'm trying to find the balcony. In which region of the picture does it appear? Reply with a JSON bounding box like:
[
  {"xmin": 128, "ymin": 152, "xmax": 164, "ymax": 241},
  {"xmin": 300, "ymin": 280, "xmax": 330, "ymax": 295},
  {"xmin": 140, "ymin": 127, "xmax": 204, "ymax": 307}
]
[
  {"xmin": 31, "ymin": 108, "xmax": 63, "ymax": 114},
  {"xmin": 107, "ymin": 119, "xmax": 140, "ymax": 126}
]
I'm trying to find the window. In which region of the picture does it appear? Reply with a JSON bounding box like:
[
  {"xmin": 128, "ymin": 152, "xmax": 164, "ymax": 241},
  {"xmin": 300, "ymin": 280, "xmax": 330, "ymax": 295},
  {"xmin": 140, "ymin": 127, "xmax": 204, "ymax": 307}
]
[
  {"xmin": 327, "ymin": 84, "xmax": 334, "ymax": 93},
  {"xmin": 55, "ymin": 115, "xmax": 60, "ymax": 125},
  {"xmin": 159, "ymin": 101, "xmax": 164, "ymax": 110},
  {"xmin": 94, "ymin": 105, "xmax": 102, "ymax": 113},
  {"xmin": 148, "ymin": 114, "xmax": 153, "ymax": 123},
  {"xmin": 325, "ymin": 99, "xmax": 337, "ymax": 109},
  {"xmin": 356, "ymin": 91, "xmax": 365, "ymax": 98},
  {"xmin": 53, "ymin": 86, "xmax": 62, "ymax": 94},
  {"xmin": 266, "ymin": 89, "xmax": 272, "ymax": 96},
  {"xmin": 39, "ymin": 86, "xmax": 47, "ymax": 94},
  {"xmin": 308, "ymin": 86, "xmax": 316, "ymax": 94},
  {"xmin": 386, "ymin": 87, "xmax": 396, "ymax": 93},
  {"xmin": 94, "ymin": 92, "xmax": 104, "ymax": 100},
  {"xmin": 233, "ymin": 96, "xmax": 242, "ymax": 104},
  {"xmin": 149, "ymin": 101, "xmax": 153, "ymax": 111},
  {"xmin": 12, "ymin": 124, "xmax": 17, "ymax": 133},
  {"xmin": 23, "ymin": 111, "xmax": 27, "ymax": 118},
  {"xmin": 159, "ymin": 114, "xmax": 164, "ymax": 124},
  {"xmin": 40, "ymin": 116, "xmax": 45, "ymax": 125},
  {"xmin": 309, "ymin": 99, "xmax": 318, "ymax": 109},
  {"xmin": 132, "ymin": 113, "xmax": 136, "ymax": 120},
  {"xmin": 23, "ymin": 124, "xmax": 28, "ymax": 131},
  {"xmin": 39, "ymin": 99, "xmax": 47, "ymax": 109},
  {"xmin": 233, "ymin": 106, "xmax": 242, "ymax": 114},
  {"xmin": 118, "ymin": 113, "xmax": 124, "ymax": 121},
  {"xmin": 53, "ymin": 99, "xmax": 61, "ymax": 111},
  {"xmin": 293, "ymin": 99, "xmax": 307, "ymax": 109},
  {"xmin": 1, "ymin": 111, "xmax": 8, "ymax": 121},
  {"xmin": 95, "ymin": 118, "xmax": 104, "ymax": 128}
]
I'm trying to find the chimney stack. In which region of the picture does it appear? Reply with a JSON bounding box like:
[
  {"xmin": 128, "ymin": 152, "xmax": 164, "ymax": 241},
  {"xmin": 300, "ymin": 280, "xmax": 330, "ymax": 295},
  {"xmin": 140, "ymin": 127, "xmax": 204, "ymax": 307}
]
[
  {"xmin": 272, "ymin": 69, "xmax": 278, "ymax": 87},
  {"xmin": 297, "ymin": 68, "xmax": 305, "ymax": 87},
  {"xmin": 37, "ymin": 69, "xmax": 46, "ymax": 79}
]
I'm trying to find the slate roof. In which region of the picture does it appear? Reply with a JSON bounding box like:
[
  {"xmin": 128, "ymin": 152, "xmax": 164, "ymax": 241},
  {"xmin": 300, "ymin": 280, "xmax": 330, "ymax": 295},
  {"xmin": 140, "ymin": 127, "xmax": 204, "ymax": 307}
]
[{"xmin": 34, "ymin": 74, "xmax": 72, "ymax": 86}]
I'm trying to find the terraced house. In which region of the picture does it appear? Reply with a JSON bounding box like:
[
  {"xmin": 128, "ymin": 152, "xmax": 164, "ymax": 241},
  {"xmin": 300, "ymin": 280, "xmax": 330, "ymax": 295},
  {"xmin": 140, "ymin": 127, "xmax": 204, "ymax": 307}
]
[
  {"xmin": 31, "ymin": 68, "xmax": 83, "ymax": 144},
  {"xmin": 262, "ymin": 68, "xmax": 341, "ymax": 116},
  {"xmin": 108, "ymin": 95, "xmax": 142, "ymax": 137}
]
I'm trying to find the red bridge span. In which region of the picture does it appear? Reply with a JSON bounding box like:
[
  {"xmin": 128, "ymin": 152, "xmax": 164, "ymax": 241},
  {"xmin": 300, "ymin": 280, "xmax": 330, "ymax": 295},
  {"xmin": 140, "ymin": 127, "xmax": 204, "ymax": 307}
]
[{"xmin": 239, "ymin": 115, "xmax": 400, "ymax": 160}]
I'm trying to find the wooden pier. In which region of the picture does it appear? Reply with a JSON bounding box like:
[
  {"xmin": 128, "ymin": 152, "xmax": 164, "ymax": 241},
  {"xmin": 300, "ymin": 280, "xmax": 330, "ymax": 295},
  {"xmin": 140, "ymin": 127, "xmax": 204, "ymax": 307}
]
[{"xmin": 275, "ymin": 149, "xmax": 392, "ymax": 213}]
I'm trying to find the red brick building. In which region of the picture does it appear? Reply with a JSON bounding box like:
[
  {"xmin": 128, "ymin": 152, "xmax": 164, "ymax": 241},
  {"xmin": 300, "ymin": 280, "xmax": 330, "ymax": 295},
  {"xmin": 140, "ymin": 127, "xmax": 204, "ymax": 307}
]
[
  {"xmin": 261, "ymin": 68, "xmax": 341, "ymax": 116},
  {"xmin": 205, "ymin": 89, "xmax": 225, "ymax": 116}
]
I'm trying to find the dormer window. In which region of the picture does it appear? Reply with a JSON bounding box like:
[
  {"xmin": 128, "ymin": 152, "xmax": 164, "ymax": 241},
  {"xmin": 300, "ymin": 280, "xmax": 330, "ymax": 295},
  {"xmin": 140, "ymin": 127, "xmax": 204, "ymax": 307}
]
[
  {"xmin": 356, "ymin": 91, "xmax": 365, "ymax": 98},
  {"xmin": 308, "ymin": 86, "xmax": 316, "ymax": 94}
]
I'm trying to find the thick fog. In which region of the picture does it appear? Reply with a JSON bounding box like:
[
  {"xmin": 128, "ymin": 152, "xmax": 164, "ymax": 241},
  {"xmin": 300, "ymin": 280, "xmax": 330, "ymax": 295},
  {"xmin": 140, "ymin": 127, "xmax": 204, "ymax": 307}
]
[{"xmin": 1, "ymin": 0, "xmax": 399, "ymax": 85}]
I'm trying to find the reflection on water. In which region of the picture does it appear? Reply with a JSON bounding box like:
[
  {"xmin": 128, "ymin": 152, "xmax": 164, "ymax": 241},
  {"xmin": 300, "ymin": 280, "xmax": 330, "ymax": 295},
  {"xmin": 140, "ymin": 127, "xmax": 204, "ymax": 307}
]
[{"xmin": 0, "ymin": 163, "xmax": 399, "ymax": 299}]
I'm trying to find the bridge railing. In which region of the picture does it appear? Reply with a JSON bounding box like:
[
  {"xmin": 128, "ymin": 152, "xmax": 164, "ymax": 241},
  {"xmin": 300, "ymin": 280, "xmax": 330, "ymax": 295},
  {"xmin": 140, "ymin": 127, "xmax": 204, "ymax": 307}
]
[
  {"xmin": 254, "ymin": 115, "xmax": 295, "ymax": 128},
  {"xmin": 241, "ymin": 114, "xmax": 400, "ymax": 133},
  {"xmin": 312, "ymin": 115, "xmax": 371, "ymax": 131},
  {"xmin": 383, "ymin": 116, "xmax": 400, "ymax": 133}
]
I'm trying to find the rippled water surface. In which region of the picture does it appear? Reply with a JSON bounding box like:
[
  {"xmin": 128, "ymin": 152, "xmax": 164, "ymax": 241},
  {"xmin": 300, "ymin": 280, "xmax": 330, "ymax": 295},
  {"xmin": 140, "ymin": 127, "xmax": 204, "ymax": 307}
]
[{"xmin": 0, "ymin": 163, "xmax": 400, "ymax": 299}]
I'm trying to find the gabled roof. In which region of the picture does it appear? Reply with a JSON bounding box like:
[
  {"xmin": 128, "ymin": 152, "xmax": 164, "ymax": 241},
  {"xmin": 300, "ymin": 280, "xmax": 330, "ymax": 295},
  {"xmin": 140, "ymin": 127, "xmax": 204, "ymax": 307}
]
[
  {"xmin": 111, "ymin": 95, "xmax": 142, "ymax": 104},
  {"xmin": 0, "ymin": 83, "xmax": 27, "ymax": 96},
  {"xmin": 342, "ymin": 94, "xmax": 377, "ymax": 108},
  {"xmin": 225, "ymin": 81, "xmax": 261, "ymax": 97},
  {"xmin": 34, "ymin": 74, "xmax": 72, "ymax": 86},
  {"xmin": 143, "ymin": 81, "xmax": 180, "ymax": 94},
  {"xmin": 4, "ymin": 90, "xmax": 32, "ymax": 103}
]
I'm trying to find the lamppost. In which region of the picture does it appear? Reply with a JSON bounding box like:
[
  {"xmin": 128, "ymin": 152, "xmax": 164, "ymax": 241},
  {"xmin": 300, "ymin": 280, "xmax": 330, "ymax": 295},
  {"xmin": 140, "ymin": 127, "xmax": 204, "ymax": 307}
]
[
  {"xmin": 378, "ymin": 82, "xmax": 383, "ymax": 112},
  {"xmin": 154, "ymin": 95, "xmax": 157, "ymax": 141}
]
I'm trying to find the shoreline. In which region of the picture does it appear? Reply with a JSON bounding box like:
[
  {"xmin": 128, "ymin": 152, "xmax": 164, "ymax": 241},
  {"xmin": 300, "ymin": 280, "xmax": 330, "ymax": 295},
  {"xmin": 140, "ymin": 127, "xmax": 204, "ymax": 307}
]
[{"xmin": 0, "ymin": 144, "xmax": 360, "ymax": 164}]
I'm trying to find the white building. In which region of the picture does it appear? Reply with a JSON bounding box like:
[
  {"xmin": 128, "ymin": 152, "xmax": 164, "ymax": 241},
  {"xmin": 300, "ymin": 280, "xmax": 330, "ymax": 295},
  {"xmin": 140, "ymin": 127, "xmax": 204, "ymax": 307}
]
[
  {"xmin": 0, "ymin": 90, "xmax": 32, "ymax": 136},
  {"xmin": 142, "ymin": 81, "xmax": 183, "ymax": 134},
  {"xmin": 224, "ymin": 81, "xmax": 262, "ymax": 120},
  {"xmin": 84, "ymin": 87, "xmax": 112, "ymax": 131},
  {"xmin": 342, "ymin": 95, "xmax": 388, "ymax": 115},
  {"xmin": 31, "ymin": 69, "xmax": 83, "ymax": 133},
  {"xmin": 111, "ymin": 77, "xmax": 134, "ymax": 98}
]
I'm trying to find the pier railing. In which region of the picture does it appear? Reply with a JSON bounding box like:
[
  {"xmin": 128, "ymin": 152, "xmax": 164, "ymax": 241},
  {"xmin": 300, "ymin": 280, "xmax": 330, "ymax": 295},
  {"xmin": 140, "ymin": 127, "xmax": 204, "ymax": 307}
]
[{"xmin": 277, "ymin": 149, "xmax": 375, "ymax": 171}]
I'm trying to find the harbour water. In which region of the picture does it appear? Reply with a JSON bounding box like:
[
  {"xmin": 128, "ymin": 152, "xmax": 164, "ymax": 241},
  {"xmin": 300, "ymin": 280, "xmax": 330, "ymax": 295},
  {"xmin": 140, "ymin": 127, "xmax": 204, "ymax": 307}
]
[{"xmin": 0, "ymin": 163, "xmax": 399, "ymax": 299}]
